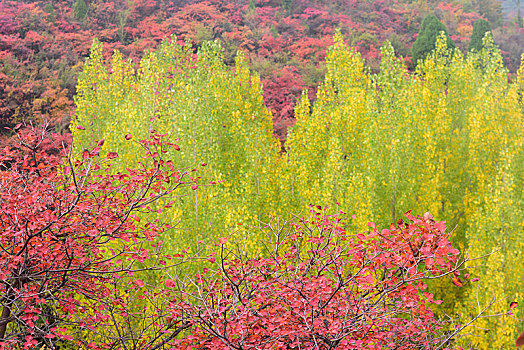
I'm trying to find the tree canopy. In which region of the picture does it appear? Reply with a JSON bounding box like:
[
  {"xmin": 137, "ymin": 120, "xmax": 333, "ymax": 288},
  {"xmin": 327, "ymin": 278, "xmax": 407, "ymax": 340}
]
[
  {"xmin": 469, "ymin": 19, "xmax": 492, "ymax": 51},
  {"xmin": 412, "ymin": 14, "xmax": 455, "ymax": 66}
]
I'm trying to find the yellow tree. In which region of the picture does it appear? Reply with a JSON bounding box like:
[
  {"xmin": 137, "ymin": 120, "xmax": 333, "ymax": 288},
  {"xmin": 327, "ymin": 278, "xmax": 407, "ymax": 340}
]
[
  {"xmin": 284, "ymin": 32, "xmax": 374, "ymax": 228},
  {"xmin": 457, "ymin": 41, "xmax": 524, "ymax": 348},
  {"xmin": 73, "ymin": 38, "xmax": 281, "ymax": 252},
  {"xmin": 285, "ymin": 33, "xmax": 523, "ymax": 348}
]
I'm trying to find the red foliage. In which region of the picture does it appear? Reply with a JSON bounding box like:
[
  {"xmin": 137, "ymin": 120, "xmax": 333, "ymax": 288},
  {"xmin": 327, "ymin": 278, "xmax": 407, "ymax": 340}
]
[
  {"xmin": 0, "ymin": 127, "xmax": 503, "ymax": 348},
  {"xmin": 0, "ymin": 0, "xmax": 513, "ymax": 147},
  {"xmin": 0, "ymin": 126, "xmax": 194, "ymax": 348},
  {"xmin": 262, "ymin": 66, "xmax": 305, "ymax": 147},
  {"xmin": 168, "ymin": 210, "xmax": 469, "ymax": 349}
]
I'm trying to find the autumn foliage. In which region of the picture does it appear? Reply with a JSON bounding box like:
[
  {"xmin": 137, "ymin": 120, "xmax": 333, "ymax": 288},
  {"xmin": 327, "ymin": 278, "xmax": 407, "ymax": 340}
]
[
  {"xmin": 171, "ymin": 210, "xmax": 470, "ymax": 349},
  {"xmin": 0, "ymin": 127, "xmax": 502, "ymax": 349},
  {"xmin": 2, "ymin": 0, "xmax": 522, "ymax": 143},
  {"xmin": 1, "ymin": 0, "xmax": 523, "ymax": 348},
  {"xmin": 0, "ymin": 126, "xmax": 194, "ymax": 348}
]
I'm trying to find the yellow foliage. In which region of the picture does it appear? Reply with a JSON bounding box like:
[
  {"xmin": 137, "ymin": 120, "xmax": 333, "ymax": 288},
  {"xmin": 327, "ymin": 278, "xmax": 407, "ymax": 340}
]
[
  {"xmin": 73, "ymin": 37, "xmax": 281, "ymax": 252},
  {"xmin": 73, "ymin": 33, "xmax": 524, "ymax": 348}
]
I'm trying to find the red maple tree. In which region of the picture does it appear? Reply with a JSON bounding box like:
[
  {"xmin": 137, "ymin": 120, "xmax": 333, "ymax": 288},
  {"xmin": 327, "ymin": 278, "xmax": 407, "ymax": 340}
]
[
  {"xmin": 0, "ymin": 126, "xmax": 508, "ymax": 349},
  {"xmin": 168, "ymin": 209, "xmax": 494, "ymax": 349},
  {"xmin": 0, "ymin": 125, "xmax": 196, "ymax": 349}
]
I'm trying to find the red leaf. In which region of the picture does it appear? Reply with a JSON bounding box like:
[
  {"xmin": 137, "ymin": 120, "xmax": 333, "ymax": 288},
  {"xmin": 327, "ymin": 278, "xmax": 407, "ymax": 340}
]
[
  {"xmin": 76, "ymin": 125, "xmax": 85, "ymax": 130},
  {"xmin": 173, "ymin": 145, "xmax": 180, "ymax": 151},
  {"xmin": 97, "ymin": 139, "xmax": 105, "ymax": 147},
  {"xmin": 106, "ymin": 152, "xmax": 118, "ymax": 159},
  {"xmin": 134, "ymin": 279, "xmax": 145, "ymax": 288},
  {"xmin": 165, "ymin": 279, "xmax": 176, "ymax": 288},
  {"xmin": 125, "ymin": 134, "xmax": 133, "ymax": 140},
  {"xmin": 510, "ymin": 302, "xmax": 518, "ymax": 310},
  {"xmin": 517, "ymin": 329, "xmax": 524, "ymax": 347},
  {"xmin": 434, "ymin": 221, "xmax": 446, "ymax": 233},
  {"xmin": 452, "ymin": 277, "xmax": 463, "ymax": 287}
]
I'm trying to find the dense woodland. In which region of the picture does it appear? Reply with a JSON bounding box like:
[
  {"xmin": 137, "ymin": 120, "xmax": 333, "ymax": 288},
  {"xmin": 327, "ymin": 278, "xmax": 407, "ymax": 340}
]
[
  {"xmin": 1, "ymin": 0, "xmax": 524, "ymax": 349},
  {"xmin": 1, "ymin": 0, "xmax": 523, "ymax": 143}
]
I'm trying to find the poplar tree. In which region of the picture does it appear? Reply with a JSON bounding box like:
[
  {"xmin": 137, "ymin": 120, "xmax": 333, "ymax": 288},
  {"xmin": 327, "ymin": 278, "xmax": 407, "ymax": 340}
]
[
  {"xmin": 285, "ymin": 34, "xmax": 524, "ymax": 348},
  {"xmin": 73, "ymin": 38, "xmax": 281, "ymax": 252},
  {"xmin": 72, "ymin": 0, "xmax": 88, "ymax": 21}
]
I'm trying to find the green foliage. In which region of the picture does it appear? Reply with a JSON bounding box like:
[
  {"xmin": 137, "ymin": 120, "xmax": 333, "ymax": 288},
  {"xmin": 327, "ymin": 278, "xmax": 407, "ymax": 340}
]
[
  {"xmin": 72, "ymin": 0, "xmax": 88, "ymax": 21},
  {"xmin": 475, "ymin": 0, "xmax": 503, "ymax": 27},
  {"xmin": 387, "ymin": 33, "xmax": 410, "ymax": 57},
  {"xmin": 192, "ymin": 24, "xmax": 214, "ymax": 44},
  {"xmin": 286, "ymin": 34, "xmax": 524, "ymax": 348},
  {"xmin": 281, "ymin": 0, "xmax": 293, "ymax": 15},
  {"xmin": 469, "ymin": 19, "xmax": 492, "ymax": 52},
  {"xmin": 73, "ymin": 34, "xmax": 524, "ymax": 348},
  {"xmin": 270, "ymin": 24, "xmax": 279, "ymax": 37},
  {"xmin": 73, "ymin": 38, "xmax": 281, "ymax": 253},
  {"xmin": 411, "ymin": 14, "xmax": 455, "ymax": 66},
  {"xmin": 43, "ymin": 3, "xmax": 56, "ymax": 23}
]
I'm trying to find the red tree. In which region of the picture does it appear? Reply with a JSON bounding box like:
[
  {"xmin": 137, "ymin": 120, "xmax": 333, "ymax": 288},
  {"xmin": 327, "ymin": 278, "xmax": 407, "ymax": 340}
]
[
  {"xmin": 0, "ymin": 126, "xmax": 506, "ymax": 349},
  {"xmin": 0, "ymin": 125, "xmax": 196, "ymax": 349},
  {"xmin": 169, "ymin": 209, "xmax": 493, "ymax": 349}
]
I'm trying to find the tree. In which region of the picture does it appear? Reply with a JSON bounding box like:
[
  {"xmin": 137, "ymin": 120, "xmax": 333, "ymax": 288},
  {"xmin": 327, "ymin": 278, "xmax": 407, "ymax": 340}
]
[
  {"xmin": 468, "ymin": 19, "xmax": 492, "ymax": 51},
  {"xmin": 73, "ymin": 38, "xmax": 282, "ymax": 251},
  {"xmin": 72, "ymin": 0, "xmax": 88, "ymax": 21},
  {"xmin": 285, "ymin": 34, "xmax": 524, "ymax": 348},
  {"xmin": 169, "ymin": 210, "xmax": 504, "ymax": 349},
  {"xmin": 474, "ymin": 0, "xmax": 503, "ymax": 27},
  {"xmin": 0, "ymin": 125, "xmax": 197, "ymax": 348},
  {"xmin": 0, "ymin": 124, "xmax": 509, "ymax": 348},
  {"xmin": 411, "ymin": 14, "xmax": 455, "ymax": 66},
  {"xmin": 281, "ymin": 0, "xmax": 293, "ymax": 15},
  {"xmin": 456, "ymin": 39, "xmax": 524, "ymax": 349},
  {"xmin": 43, "ymin": 3, "xmax": 56, "ymax": 23}
]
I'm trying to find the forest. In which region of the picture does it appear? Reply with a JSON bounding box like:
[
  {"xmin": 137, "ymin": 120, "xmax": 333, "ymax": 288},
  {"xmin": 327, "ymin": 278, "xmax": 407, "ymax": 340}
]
[{"xmin": 0, "ymin": 0, "xmax": 523, "ymax": 349}]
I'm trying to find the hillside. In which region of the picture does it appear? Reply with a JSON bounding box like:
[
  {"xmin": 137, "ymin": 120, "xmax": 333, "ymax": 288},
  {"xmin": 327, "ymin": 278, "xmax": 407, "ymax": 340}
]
[{"xmin": 0, "ymin": 0, "xmax": 522, "ymax": 146}]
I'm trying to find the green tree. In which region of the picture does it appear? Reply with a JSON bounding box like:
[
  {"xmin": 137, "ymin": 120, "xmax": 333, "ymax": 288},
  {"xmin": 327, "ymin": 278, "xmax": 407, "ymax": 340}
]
[
  {"xmin": 411, "ymin": 14, "xmax": 455, "ymax": 66},
  {"xmin": 43, "ymin": 3, "xmax": 56, "ymax": 23},
  {"xmin": 73, "ymin": 38, "xmax": 281, "ymax": 252},
  {"xmin": 469, "ymin": 19, "xmax": 492, "ymax": 52},
  {"xmin": 282, "ymin": 0, "xmax": 293, "ymax": 15},
  {"xmin": 285, "ymin": 34, "xmax": 524, "ymax": 348},
  {"xmin": 475, "ymin": 0, "xmax": 503, "ymax": 27},
  {"xmin": 72, "ymin": 0, "xmax": 88, "ymax": 21}
]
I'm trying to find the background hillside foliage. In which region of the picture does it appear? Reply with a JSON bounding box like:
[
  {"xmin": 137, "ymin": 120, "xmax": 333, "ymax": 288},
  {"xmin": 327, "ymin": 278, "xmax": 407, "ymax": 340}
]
[{"xmin": 1, "ymin": 0, "xmax": 523, "ymax": 144}]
